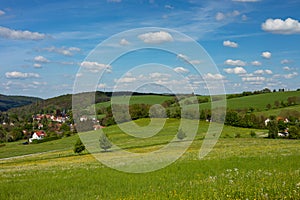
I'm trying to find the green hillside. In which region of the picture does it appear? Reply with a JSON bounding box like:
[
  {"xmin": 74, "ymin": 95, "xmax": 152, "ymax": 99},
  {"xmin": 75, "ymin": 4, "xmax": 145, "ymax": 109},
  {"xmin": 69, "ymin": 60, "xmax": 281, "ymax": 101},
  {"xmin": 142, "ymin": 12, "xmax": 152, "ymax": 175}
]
[
  {"xmin": 193, "ymin": 91, "xmax": 300, "ymax": 111},
  {"xmin": 94, "ymin": 94, "xmax": 174, "ymax": 110}
]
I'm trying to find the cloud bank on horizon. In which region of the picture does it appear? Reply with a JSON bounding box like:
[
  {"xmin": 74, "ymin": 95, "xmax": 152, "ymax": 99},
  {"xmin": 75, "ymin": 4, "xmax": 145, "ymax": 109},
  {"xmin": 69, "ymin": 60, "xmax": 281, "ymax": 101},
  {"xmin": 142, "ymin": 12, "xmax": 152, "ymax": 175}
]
[{"xmin": 0, "ymin": 0, "xmax": 299, "ymax": 98}]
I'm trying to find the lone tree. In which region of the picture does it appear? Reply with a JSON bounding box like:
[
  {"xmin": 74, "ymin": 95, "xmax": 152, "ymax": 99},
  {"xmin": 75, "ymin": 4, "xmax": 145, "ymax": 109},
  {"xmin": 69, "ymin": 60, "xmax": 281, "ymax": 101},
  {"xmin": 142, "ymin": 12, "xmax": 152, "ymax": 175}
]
[
  {"xmin": 99, "ymin": 133, "xmax": 112, "ymax": 152},
  {"xmin": 177, "ymin": 128, "xmax": 187, "ymax": 140},
  {"xmin": 73, "ymin": 138, "xmax": 85, "ymax": 154},
  {"xmin": 267, "ymin": 116, "xmax": 278, "ymax": 139}
]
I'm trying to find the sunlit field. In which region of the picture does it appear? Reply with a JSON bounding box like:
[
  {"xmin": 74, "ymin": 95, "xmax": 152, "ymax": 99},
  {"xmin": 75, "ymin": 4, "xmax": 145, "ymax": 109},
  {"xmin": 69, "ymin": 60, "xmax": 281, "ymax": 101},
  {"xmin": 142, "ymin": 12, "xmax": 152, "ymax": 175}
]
[{"xmin": 1, "ymin": 119, "xmax": 299, "ymax": 199}]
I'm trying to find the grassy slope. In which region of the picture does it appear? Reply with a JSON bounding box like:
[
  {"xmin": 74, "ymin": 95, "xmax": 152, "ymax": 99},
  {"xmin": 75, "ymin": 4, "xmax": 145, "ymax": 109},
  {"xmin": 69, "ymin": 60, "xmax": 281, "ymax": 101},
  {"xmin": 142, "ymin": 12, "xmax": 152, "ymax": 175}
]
[
  {"xmin": 254, "ymin": 104, "xmax": 300, "ymax": 117},
  {"xmin": 1, "ymin": 135, "xmax": 299, "ymax": 199},
  {"xmin": 94, "ymin": 95, "xmax": 174, "ymax": 109},
  {"xmin": 189, "ymin": 91, "xmax": 300, "ymax": 111},
  {"xmin": 0, "ymin": 119, "xmax": 266, "ymax": 159}
]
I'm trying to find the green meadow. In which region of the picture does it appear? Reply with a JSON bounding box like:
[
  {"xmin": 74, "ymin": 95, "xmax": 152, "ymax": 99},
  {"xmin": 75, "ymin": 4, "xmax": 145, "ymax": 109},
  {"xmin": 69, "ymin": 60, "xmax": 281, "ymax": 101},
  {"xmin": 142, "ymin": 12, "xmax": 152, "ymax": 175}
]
[{"xmin": 1, "ymin": 119, "xmax": 299, "ymax": 199}]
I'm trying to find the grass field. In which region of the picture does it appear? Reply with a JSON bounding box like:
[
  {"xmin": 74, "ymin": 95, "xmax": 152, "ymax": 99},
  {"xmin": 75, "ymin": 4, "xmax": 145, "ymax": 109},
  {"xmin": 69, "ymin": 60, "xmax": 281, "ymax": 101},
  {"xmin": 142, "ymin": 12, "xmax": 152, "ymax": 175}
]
[
  {"xmin": 93, "ymin": 95, "xmax": 174, "ymax": 110},
  {"xmin": 192, "ymin": 91, "xmax": 300, "ymax": 111},
  {"xmin": 1, "ymin": 119, "xmax": 299, "ymax": 199}
]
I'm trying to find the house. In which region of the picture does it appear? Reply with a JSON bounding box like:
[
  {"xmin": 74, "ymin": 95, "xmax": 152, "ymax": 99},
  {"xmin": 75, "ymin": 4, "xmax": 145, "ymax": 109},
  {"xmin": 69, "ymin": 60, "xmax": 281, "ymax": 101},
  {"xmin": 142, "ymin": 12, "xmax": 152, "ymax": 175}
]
[
  {"xmin": 93, "ymin": 125, "xmax": 105, "ymax": 130},
  {"xmin": 29, "ymin": 130, "xmax": 46, "ymax": 143}
]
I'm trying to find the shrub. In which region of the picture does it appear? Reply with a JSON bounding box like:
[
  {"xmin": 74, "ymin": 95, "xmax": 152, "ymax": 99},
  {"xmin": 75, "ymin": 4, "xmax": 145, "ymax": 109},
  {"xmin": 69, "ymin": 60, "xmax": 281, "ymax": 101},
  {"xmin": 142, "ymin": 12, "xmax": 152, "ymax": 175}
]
[
  {"xmin": 235, "ymin": 133, "xmax": 241, "ymax": 138},
  {"xmin": 288, "ymin": 126, "xmax": 300, "ymax": 139},
  {"xmin": 177, "ymin": 128, "xmax": 186, "ymax": 140},
  {"xmin": 250, "ymin": 131, "xmax": 256, "ymax": 138}
]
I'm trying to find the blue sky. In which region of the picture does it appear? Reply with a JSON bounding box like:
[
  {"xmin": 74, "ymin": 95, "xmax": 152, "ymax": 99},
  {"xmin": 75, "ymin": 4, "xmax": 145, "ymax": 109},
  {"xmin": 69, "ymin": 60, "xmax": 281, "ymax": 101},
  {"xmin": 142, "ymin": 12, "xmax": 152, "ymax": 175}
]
[{"xmin": 0, "ymin": 0, "xmax": 299, "ymax": 98}]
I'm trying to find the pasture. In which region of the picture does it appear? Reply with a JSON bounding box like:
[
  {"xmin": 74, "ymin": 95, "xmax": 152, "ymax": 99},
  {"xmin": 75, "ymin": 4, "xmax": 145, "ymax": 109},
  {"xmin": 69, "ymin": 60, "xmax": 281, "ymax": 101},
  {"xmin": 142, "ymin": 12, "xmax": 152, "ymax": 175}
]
[{"xmin": 1, "ymin": 119, "xmax": 299, "ymax": 199}]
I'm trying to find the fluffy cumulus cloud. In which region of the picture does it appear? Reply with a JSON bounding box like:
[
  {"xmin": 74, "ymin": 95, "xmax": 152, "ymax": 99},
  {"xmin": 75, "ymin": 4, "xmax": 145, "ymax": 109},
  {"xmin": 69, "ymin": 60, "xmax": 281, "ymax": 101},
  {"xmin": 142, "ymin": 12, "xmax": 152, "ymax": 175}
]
[
  {"xmin": 224, "ymin": 67, "xmax": 247, "ymax": 74},
  {"xmin": 215, "ymin": 10, "xmax": 240, "ymax": 21},
  {"xmin": 80, "ymin": 61, "xmax": 112, "ymax": 73},
  {"xmin": 5, "ymin": 71, "xmax": 40, "ymax": 79},
  {"xmin": 33, "ymin": 63, "xmax": 42, "ymax": 68},
  {"xmin": 232, "ymin": 0, "xmax": 260, "ymax": 2},
  {"xmin": 107, "ymin": 0, "xmax": 121, "ymax": 2},
  {"xmin": 119, "ymin": 38, "xmax": 130, "ymax": 46},
  {"xmin": 97, "ymin": 83, "xmax": 107, "ymax": 89},
  {"xmin": 223, "ymin": 40, "xmax": 238, "ymax": 48},
  {"xmin": 0, "ymin": 26, "xmax": 46, "ymax": 40},
  {"xmin": 262, "ymin": 18, "xmax": 300, "ymax": 34},
  {"xmin": 242, "ymin": 76, "xmax": 265, "ymax": 82},
  {"xmin": 174, "ymin": 67, "xmax": 189, "ymax": 74},
  {"xmin": 254, "ymin": 69, "xmax": 273, "ymax": 75},
  {"xmin": 0, "ymin": 10, "xmax": 5, "ymax": 16},
  {"xmin": 138, "ymin": 31, "xmax": 173, "ymax": 44},
  {"xmin": 177, "ymin": 53, "xmax": 201, "ymax": 65},
  {"xmin": 261, "ymin": 51, "xmax": 271, "ymax": 59},
  {"xmin": 43, "ymin": 46, "xmax": 80, "ymax": 56},
  {"xmin": 283, "ymin": 66, "xmax": 291, "ymax": 71},
  {"xmin": 203, "ymin": 73, "xmax": 225, "ymax": 80},
  {"xmin": 281, "ymin": 59, "xmax": 291, "ymax": 64},
  {"xmin": 34, "ymin": 55, "xmax": 49, "ymax": 63},
  {"xmin": 284, "ymin": 72, "xmax": 298, "ymax": 79},
  {"xmin": 224, "ymin": 59, "xmax": 246, "ymax": 67},
  {"xmin": 251, "ymin": 61, "xmax": 262, "ymax": 66},
  {"xmin": 116, "ymin": 77, "xmax": 136, "ymax": 83}
]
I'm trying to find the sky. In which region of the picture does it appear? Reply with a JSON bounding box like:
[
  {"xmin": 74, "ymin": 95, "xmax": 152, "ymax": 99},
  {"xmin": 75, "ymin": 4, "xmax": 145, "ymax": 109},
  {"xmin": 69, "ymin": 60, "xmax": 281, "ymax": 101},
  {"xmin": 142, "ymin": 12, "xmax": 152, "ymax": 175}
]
[{"xmin": 0, "ymin": 0, "xmax": 300, "ymax": 98}]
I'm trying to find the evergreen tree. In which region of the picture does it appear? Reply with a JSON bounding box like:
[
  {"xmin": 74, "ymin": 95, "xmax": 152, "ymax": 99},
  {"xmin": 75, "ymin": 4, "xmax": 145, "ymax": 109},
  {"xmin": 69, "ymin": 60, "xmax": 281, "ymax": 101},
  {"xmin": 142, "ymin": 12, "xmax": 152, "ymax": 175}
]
[
  {"xmin": 99, "ymin": 133, "xmax": 112, "ymax": 152},
  {"xmin": 73, "ymin": 138, "xmax": 85, "ymax": 153},
  {"xmin": 177, "ymin": 128, "xmax": 186, "ymax": 140}
]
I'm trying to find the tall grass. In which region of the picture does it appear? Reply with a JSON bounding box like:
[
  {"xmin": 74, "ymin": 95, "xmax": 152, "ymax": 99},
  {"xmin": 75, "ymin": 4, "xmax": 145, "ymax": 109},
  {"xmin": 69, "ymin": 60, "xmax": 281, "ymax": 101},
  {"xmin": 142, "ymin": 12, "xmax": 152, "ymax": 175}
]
[{"xmin": 1, "ymin": 138, "xmax": 299, "ymax": 199}]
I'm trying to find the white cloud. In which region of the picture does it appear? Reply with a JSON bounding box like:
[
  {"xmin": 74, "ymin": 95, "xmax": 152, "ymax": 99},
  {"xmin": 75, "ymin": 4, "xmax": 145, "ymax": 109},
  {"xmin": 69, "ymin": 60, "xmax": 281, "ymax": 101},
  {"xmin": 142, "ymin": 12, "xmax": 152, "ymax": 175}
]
[
  {"xmin": 33, "ymin": 63, "xmax": 42, "ymax": 68},
  {"xmin": 80, "ymin": 61, "xmax": 112, "ymax": 73},
  {"xmin": 177, "ymin": 53, "xmax": 189, "ymax": 61},
  {"xmin": 116, "ymin": 77, "xmax": 136, "ymax": 83},
  {"xmin": 97, "ymin": 83, "xmax": 107, "ymax": 89},
  {"xmin": 5, "ymin": 71, "xmax": 40, "ymax": 79},
  {"xmin": 232, "ymin": 0, "xmax": 260, "ymax": 2},
  {"xmin": 0, "ymin": 10, "xmax": 5, "ymax": 16},
  {"xmin": 242, "ymin": 76, "xmax": 265, "ymax": 82},
  {"xmin": 165, "ymin": 5, "xmax": 174, "ymax": 9},
  {"xmin": 283, "ymin": 66, "xmax": 291, "ymax": 71},
  {"xmin": 120, "ymin": 38, "xmax": 130, "ymax": 46},
  {"xmin": 176, "ymin": 53, "xmax": 201, "ymax": 65},
  {"xmin": 189, "ymin": 60, "xmax": 201, "ymax": 65},
  {"xmin": 34, "ymin": 56, "xmax": 49, "ymax": 63},
  {"xmin": 223, "ymin": 40, "xmax": 238, "ymax": 48},
  {"xmin": 284, "ymin": 72, "xmax": 298, "ymax": 79},
  {"xmin": 224, "ymin": 67, "xmax": 247, "ymax": 74},
  {"xmin": 262, "ymin": 18, "xmax": 300, "ymax": 34},
  {"xmin": 251, "ymin": 61, "xmax": 262, "ymax": 66},
  {"xmin": 261, "ymin": 51, "xmax": 271, "ymax": 59},
  {"xmin": 43, "ymin": 46, "xmax": 80, "ymax": 56},
  {"xmin": 138, "ymin": 31, "xmax": 173, "ymax": 44},
  {"xmin": 216, "ymin": 12, "xmax": 225, "ymax": 21},
  {"xmin": 216, "ymin": 10, "xmax": 240, "ymax": 21},
  {"xmin": 254, "ymin": 69, "xmax": 273, "ymax": 75},
  {"xmin": 203, "ymin": 73, "xmax": 225, "ymax": 80},
  {"xmin": 174, "ymin": 67, "xmax": 189, "ymax": 74},
  {"xmin": 242, "ymin": 15, "xmax": 248, "ymax": 21},
  {"xmin": 0, "ymin": 26, "xmax": 46, "ymax": 40},
  {"xmin": 265, "ymin": 69, "xmax": 273, "ymax": 74},
  {"xmin": 224, "ymin": 59, "xmax": 246, "ymax": 67},
  {"xmin": 281, "ymin": 59, "xmax": 291, "ymax": 64},
  {"xmin": 107, "ymin": 0, "xmax": 121, "ymax": 2}
]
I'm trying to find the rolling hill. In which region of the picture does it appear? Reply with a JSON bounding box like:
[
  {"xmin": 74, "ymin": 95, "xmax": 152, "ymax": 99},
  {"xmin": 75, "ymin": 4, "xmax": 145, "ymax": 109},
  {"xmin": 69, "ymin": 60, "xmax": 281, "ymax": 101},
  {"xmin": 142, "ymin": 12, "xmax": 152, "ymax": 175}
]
[{"xmin": 0, "ymin": 94, "xmax": 42, "ymax": 111}]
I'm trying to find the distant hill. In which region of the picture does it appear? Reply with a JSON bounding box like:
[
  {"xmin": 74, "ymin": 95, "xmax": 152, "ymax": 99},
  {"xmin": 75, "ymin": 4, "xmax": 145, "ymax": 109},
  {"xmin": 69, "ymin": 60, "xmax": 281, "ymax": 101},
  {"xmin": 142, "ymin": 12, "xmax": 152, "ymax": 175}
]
[
  {"xmin": 0, "ymin": 94, "xmax": 42, "ymax": 111},
  {"xmin": 8, "ymin": 91, "xmax": 111, "ymax": 116}
]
